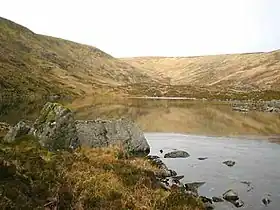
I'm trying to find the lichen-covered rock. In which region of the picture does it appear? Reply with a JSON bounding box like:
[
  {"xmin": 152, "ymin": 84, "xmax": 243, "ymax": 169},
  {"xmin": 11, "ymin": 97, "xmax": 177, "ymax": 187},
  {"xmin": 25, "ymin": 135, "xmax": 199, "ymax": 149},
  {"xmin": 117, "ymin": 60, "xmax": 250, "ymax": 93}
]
[
  {"xmin": 75, "ymin": 119, "xmax": 150, "ymax": 155},
  {"xmin": 30, "ymin": 102, "xmax": 79, "ymax": 151},
  {"xmin": 3, "ymin": 121, "xmax": 31, "ymax": 143}
]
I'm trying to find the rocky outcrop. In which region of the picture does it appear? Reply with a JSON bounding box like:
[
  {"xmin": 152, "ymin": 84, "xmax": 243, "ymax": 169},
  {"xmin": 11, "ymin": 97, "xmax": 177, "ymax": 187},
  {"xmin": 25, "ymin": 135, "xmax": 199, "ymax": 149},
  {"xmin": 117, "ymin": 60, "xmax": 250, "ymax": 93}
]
[
  {"xmin": 147, "ymin": 155, "xmax": 177, "ymax": 177},
  {"xmin": 3, "ymin": 121, "xmax": 31, "ymax": 143},
  {"xmin": 30, "ymin": 102, "xmax": 80, "ymax": 151},
  {"xmin": 76, "ymin": 119, "xmax": 150, "ymax": 156}
]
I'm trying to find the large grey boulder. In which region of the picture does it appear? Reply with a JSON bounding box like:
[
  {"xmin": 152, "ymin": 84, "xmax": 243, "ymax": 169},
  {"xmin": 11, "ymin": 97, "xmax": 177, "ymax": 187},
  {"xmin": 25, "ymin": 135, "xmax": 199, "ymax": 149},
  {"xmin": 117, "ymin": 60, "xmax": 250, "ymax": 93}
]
[
  {"xmin": 30, "ymin": 102, "xmax": 80, "ymax": 151},
  {"xmin": 75, "ymin": 119, "xmax": 150, "ymax": 155},
  {"xmin": 3, "ymin": 121, "xmax": 31, "ymax": 143}
]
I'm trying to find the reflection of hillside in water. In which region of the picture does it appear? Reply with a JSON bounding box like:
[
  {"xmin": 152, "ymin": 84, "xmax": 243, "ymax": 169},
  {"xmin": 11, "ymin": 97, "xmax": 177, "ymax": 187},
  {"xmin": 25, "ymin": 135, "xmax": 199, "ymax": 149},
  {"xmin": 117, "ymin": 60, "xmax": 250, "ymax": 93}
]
[{"xmin": 72, "ymin": 98, "xmax": 280, "ymax": 137}]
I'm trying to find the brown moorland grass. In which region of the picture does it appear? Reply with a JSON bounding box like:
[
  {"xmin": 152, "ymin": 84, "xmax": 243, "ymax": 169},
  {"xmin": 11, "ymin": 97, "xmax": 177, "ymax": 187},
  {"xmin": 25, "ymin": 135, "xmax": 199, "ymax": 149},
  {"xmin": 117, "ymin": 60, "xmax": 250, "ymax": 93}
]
[
  {"xmin": 0, "ymin": 17, "xmax": 152, "ymax": 97},
  {"xmin": 0, "ymin": 135, "xmax": 204, "ymax": 210},
  {"xmin": 122, "ymin": 52, "xmax": 280, "ymax": 91}
]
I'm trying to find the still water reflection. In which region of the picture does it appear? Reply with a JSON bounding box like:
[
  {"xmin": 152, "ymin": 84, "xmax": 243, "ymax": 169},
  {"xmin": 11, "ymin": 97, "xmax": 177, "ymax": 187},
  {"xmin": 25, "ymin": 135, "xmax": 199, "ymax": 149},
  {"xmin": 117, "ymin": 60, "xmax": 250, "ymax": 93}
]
[{"xmin": 72, "ymin": 98, "xmax": 280, "ymax": 137}]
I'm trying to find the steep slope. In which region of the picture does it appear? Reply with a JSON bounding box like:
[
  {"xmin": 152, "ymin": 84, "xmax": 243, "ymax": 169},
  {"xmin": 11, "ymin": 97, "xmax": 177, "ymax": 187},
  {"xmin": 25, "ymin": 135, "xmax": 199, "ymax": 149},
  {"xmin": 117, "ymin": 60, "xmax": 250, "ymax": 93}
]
[
  {"xmin": 0, "ymin": 17, "xmax": 152, "ymax": 100},
  {"xmin": 122, "ymin": 51, "xmax": 280, "ymax": 91}
]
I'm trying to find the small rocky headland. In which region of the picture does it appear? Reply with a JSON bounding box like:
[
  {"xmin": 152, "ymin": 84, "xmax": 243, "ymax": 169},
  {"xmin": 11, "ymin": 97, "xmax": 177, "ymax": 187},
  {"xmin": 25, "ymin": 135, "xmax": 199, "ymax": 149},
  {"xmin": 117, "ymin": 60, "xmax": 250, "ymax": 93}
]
[{"xmin": 0, "ymin": 102, "xmax": 208, "ymax": 210}]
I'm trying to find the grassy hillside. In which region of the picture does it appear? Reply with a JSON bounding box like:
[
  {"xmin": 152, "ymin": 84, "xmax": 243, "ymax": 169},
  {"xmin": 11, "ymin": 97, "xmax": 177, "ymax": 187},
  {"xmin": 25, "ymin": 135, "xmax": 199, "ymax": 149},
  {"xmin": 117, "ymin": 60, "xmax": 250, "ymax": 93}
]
[
  {"xmin": 0, "ymin": 17, "xmax": 152, "ymax": 100},
  {"xmin": 122, "ymin": 52, "xmax": 280, "ymax": 92},
  {"xmin": 0, "ymin": 17, "xmax": 156, "ymax": 121}
]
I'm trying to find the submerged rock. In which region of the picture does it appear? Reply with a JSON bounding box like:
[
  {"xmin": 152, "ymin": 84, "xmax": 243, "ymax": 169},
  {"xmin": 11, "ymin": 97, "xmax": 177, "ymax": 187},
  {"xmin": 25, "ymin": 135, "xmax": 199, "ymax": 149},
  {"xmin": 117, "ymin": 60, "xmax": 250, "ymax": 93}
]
[
  {"xmin": 4, "ymin": 121, "xmax": 31, "ymax": 143},
  {"xmin": 198, "ymin": 157, "xmax": 208, "ymax": 160},
  {"xmin": 232, "ymin": 199, "xmax": 244, "ymax": 208},
  {"xmin": 223, "ymin": 189, "xmax": 239, "ymax": 201},
  {"xmin": 30, "ymin": 102, "xmax": 80, "ymax": 151},
  {"xmin": 76, "ymin": 119, "xmax": 150, "ymax": 156},
  {"xmin": 223, "ymin": 160, "xmax": 236, "ymax": 167},
  {"xmin": 262, "ymin": 196, "xmax": 271, "ymax": 206},
  {"xmin": 241, "ymin": 181, "xmax": 254, "ymax": 192},
  {"xmin": 164, "ymin": 150, "xmax": 190, "ymax": 158}
]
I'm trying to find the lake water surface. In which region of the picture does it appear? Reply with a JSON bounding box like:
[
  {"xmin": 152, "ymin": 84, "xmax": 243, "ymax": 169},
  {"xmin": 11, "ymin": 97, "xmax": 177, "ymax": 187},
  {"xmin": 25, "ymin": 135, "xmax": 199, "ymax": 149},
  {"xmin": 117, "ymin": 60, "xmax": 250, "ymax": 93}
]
[{"xmin": 146, "ymin": 132, "xmax": 280, "ymax": 210}]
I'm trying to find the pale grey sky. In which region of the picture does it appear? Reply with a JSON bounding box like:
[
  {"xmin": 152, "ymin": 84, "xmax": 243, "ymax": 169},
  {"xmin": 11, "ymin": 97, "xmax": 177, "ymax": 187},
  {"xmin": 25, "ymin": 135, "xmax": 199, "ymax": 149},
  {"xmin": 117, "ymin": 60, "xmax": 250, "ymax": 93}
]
[{"xmin": 1, "ymin": 0, "xmax": 280, "ymax": 57}]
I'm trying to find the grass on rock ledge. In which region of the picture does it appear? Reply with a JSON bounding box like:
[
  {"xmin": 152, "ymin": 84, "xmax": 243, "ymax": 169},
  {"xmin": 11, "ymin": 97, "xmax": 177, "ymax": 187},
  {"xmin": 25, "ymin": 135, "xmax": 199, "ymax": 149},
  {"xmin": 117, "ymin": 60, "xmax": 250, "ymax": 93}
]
[{"xmin": 0, "ymin": 135, "xmax": 203, "ymax": 210}]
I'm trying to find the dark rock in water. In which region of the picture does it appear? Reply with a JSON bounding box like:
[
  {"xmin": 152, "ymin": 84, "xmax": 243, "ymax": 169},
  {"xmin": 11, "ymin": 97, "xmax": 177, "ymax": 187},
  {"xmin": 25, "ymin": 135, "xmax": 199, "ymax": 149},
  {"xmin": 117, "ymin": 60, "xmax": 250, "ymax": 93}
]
[
  {"xmin": 4, "ymin": 121, "xmax": 31, "ymax": 143},
  {"xmin": 262, "ymin": 197, "xmax": 271, "ymax": 206},
  {"xmin": 223, "ymin": 189, "xmax": 239, "ymax": 201},
  {"xmin": 185, "ymin": 182, "xmax": 206, "ymax": 190},
  {"xmin": 198, "ymin": 157, "xmax": 208, "ymax": 160},
  {"xmin": 232, "ymin": 199, "xmax": 244, "ymax": 208},
  {"xmin": 240, "ymin": 181, "xmax": 251, "ymax": 186},
  {"xmin": 212, "ymin": 196, "xmax": 224, "ymax": 202},
  {"xmin": 76, "ymin": 118, "xmax": 150, "ymax": 156},
  {"xmin": 164, "ymin": 150, "xmax": 190, "ymax": 158},
  {"xmin": 223, "ymin": 160, "xmax": 236, "ymax": 167},
  {"xmin": 30, "ymin": 102, "xmax": 80, "ymax": 151},
  {"xmin": 241, "ymin": 181, "xmax": 254, "ymax": 192},
  {"xmin": 160, "ymin": 149, "xmax": 163, "ymax": 153}
]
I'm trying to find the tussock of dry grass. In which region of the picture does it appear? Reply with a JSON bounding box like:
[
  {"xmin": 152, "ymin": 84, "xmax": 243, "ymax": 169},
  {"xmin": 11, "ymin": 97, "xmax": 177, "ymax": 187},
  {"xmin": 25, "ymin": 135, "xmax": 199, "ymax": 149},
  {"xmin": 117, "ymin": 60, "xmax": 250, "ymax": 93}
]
[{"xmin": 0, "ymin": 136, "xmax": 203, "ymax": 210}]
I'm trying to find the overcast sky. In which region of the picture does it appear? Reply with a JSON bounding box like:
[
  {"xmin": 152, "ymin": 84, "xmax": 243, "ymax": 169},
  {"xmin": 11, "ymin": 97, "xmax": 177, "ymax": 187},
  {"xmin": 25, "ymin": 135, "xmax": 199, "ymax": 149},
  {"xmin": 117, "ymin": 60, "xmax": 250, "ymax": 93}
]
[{"xmin": 1, "ymin": 0, "xmax": 280, "ymax": 57}]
